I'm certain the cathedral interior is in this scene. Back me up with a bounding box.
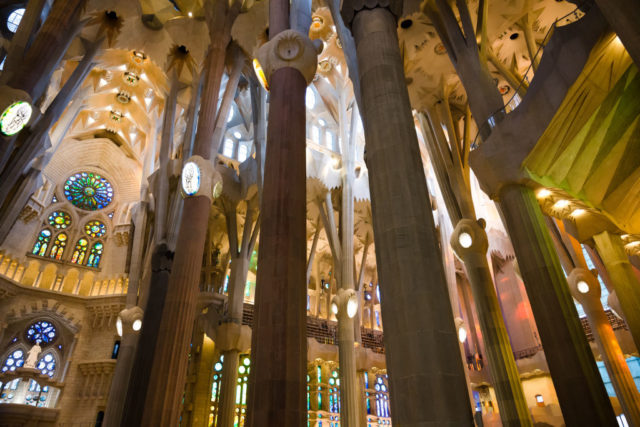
[0,0,638,426]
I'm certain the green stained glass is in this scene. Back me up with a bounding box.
[87,242,103,268]
[47,211,71,229]
[84,220,106,238]
[32,229,51,256]
[64,172,113,210]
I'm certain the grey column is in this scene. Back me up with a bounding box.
[344,5,473,424]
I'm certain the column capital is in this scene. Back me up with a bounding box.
[117,306,144,336]
[450,218,489,260]
[567,268,601,308]
[340,0,403,30]
[255,30,322,87]
[215,322,252,353]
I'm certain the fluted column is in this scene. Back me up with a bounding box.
[451,219,532,426]
[342,3,473,424]
[498,184,616,425]
[216,322,251,427]
[593,231,640,351]
[246,3,319,421]
[139,1,241,422]
[568,268,640,426]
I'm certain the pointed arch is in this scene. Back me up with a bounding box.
[71,238,88,265]
[49,232,68,260]
[86,241,103,268]
[32,229,52,257]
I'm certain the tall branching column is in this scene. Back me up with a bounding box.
[246,4,320,422]
[217,199,258,427]
[139,0,241,423]
[593,231,640,351]
[567,269,640,426]
[341,2,474,423]
[424,0,616,423]
[418,103,531,425]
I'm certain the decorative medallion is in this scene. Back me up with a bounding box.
[64,172,113,211]
[47,211,71,229]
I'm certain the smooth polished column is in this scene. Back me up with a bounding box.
[498,185,616,426]
[568,268,640,427]
[593,231,640,351]
[345,5,473,424]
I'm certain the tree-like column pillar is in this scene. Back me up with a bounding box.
[497,184,616,425]
[245,14,321,423]
[451,219,532,426]
[593,231,640,351]
[216,323,252,427]
[340,2,474,423]
[567,268,640,426]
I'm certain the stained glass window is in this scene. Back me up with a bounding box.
[87,242,103,268]
[2,349,24,372]
[64,172,113,210]
[49,233,67,260]
[26,321,56,344]
[84,220,106,238]
[32,229,52,257]
[71,238,88,264]
[47,211,71,229]
[7,8,24,33]
[36,353,56,378]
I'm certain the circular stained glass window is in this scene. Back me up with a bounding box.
[47,211,71,229]
[84,220,106,238]
[26,321,57,344]
[64,172,113,211]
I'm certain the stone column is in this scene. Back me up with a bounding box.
[498,184,616,426]
[593,0,640,68]
[216,323,251,427]
[138,0,241,422]
[342,3,474,424]
[567,268,640,426]
[189,334,216,426]
[333,289,358,426]
[245,9,320,423]
[593,230,640,351]
[451,219,532,426]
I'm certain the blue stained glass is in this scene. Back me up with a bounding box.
[26,321,56,344]
[64,172,113,211]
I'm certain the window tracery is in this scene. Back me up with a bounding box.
[86,242,103,268]
[1,349,24,373]
[49,233,67,260]
[84,220,106,238]
[47,211,71,229]
[71,238,89,265]
[6,8,24,33]
[63,172,113,211]
[26,320,57,345]
[32,229,52,257]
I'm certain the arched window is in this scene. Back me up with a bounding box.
[306,87,316,109]
[223,139,234,158]
[36,353,56,378]
[47,211,71,229]
[310,125,320,143]
[71,238,88,264]
[49,233,67,260]
[6,8,24,33]
[84,220,106,238]
[86,242,103,268]
[32,229,52,257]
[238,144,248,162]
[1,348,24,372]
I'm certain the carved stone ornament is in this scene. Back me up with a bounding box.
[255,30,323,86]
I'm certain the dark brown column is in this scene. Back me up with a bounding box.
[245,68,308,427]
[138,1,241,421]
[498,184,616,426]
[593,0,640,68]
[345,5,473,424]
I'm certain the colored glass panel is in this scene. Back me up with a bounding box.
[86,242,103,268]
[64,172,113,210]
[26,321,56,344]
[32,229,52,256]
[49,233,67,260]
[84,220,106,238]
[47,211,71,229]
[71,238,88,264]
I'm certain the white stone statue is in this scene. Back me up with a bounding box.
[25,341,42,368]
